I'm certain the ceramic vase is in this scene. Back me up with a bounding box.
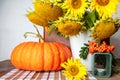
[69,31,93,71]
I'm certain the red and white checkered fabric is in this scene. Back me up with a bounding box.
[0,69,97,80]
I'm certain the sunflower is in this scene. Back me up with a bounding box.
[57,20,82,36]
[34,0,63,20]
[26,11,48,27]
[90,0,119,19]
[91,20,116,40]
[61,58,87,80]
[62,0,89,18]
[49,0,63,6]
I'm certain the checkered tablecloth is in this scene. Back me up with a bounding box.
[0,69,97,80]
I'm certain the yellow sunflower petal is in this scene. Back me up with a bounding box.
[92,20,116,40]
[34,1,63,20]
[62,0,89,18]
[61,58,87,80]
[57,20,82,36]
[26,11,48,27]
[90,0,119,19]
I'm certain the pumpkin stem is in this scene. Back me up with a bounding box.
[24,25,44,43]
[33,25,44,43]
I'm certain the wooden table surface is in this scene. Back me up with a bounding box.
[0,60,15,77]
[0,60,120,80]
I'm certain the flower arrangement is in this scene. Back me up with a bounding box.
[25,0,120,78]
[26,0,120,40]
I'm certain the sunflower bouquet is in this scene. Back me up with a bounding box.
[27,0,120,40]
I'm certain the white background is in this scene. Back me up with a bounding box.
[0,0,120,61]
[0,0,43,61]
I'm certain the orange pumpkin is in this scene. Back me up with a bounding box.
[10,41,72,71]
[10,25,72,71]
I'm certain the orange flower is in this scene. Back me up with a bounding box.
[97,41,108,53]
[89,41,99,54]
[89,41,115,54]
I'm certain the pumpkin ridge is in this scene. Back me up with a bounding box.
[27,42,36,70]
[16,42,28,69]
[10,43,20,68]
[53,43,61,70]
[11,42,28,69]
[21,42,29,70]
[58,43,72,59]
[49,42,60,70]
[42,43,44,71]
[54,42,66,70]
[44,42,53,71]
[18,42,29,69]
[22,42,35,70]
[10,44,19,67]
[58,43,68,60]
[29,42,38,70]
[48,43,54,70]
[21,42,30,70]
[37,43,44,71]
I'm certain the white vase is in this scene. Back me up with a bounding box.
[69,31,93,71]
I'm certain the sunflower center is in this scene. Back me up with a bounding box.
[96,0,109,6]
[68,65,79,76]
[71,0,81,9]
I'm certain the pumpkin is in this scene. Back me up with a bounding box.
[10,26,72,71]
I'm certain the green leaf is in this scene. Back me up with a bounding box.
[84,43,89,46]
[79,50,84,53]
[79,43,89,60]
[83,10,99,29]
[90,11,96,23]
[79,51,88,60]
[87,12,95,27]
[81,47,86,50]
